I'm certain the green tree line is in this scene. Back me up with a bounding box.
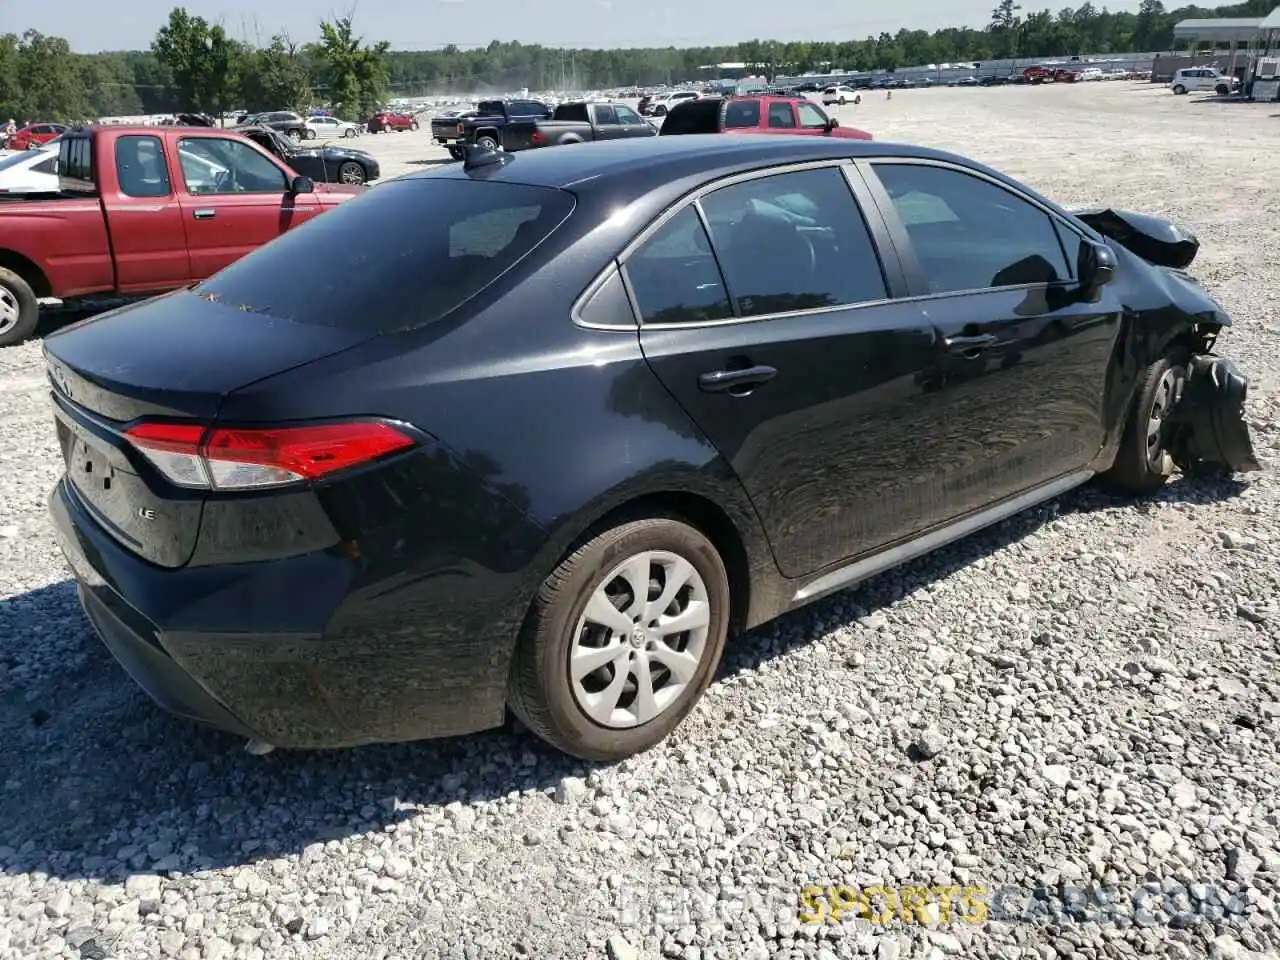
[0,0,1271,124]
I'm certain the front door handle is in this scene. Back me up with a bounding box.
[192,209,216,220]
[698,365,777,394]
[944,333,997,353]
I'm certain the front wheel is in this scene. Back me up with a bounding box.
[1099,348,1190,495]
[343,127,356,138]
[0,267,39,347]
[839,97,846,105]
[337,161,367,185]
[1173,84,1187,95]
[410,121,420,131]
[1215,84,1230,96]
[508,517,731,762]
[303,128,317,140]
[654,105,667,117]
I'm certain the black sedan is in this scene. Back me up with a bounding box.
[234,124,380,185]
[43,137,1258,761]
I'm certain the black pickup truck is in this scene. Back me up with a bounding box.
[457,99,553,152]
[468,101,658,154]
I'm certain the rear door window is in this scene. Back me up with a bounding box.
[625,206,732,325]
[699,167,888,316]
[723,100,762,128]
[195,180,576,330]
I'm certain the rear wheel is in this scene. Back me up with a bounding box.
[447,145,464,160]
[303,128,317,140]
[1099,348,1190,495]
[475,134,500,151]
[0,268,39,348]
[508,517,730,762]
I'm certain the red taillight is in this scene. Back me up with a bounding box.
[456,123,464,134]
[124,421,416,491]
[531,130,545,145]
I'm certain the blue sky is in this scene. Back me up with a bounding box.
[18,0,1143,53]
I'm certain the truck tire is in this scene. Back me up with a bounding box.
[476,134,500,151]
[0,267,39,348]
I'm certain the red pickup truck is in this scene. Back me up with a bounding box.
[0,124,364,346]
[659,95,873,140]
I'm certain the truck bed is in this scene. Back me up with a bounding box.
[0,195,114,298]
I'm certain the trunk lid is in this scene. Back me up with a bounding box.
[45,288,375,568]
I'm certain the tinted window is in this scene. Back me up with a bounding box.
[32,156,57,176]
[874,163,1070,294]
[59,137,93,189]
[178,137,286,194]
[513,100,547,116]
[701,168,887,317]
[723,100,761,128]
[577,266,636,327]
[615,105,643,125]
[797,103,829,128]
[115,135,171,198]
[767,103,796,128]
[196,180,576,330]
[477,101,506,115]
[626,206,732,325]
[593,105,618,125]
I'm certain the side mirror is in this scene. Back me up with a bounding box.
[290,175,315,195]
[826,117,840,130]
[1077,240,1116,293]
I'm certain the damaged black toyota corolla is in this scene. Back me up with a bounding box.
[42,137,1260,762]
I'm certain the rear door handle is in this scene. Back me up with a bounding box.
[698,365,777,393]
[944,333,997,353]
[192,209,216,220]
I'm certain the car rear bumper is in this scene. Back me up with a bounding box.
[49,477,515,749]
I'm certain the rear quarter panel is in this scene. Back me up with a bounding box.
[0,199,114,297]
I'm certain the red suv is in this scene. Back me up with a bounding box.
[367,111,419,133]
[660,95,872,140]
[5,122,68,150]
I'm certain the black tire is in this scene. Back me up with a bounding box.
[447,145,464,160]
[1215,84,1230,96]
[1098,347,1191,495]
[343,127,356,138]
[303,128,317,140]
[1173,84,1187,95]
[508,516,731,762]
[654,105,667,117]
[475,134,500,151]
[337,161,366,185]
[0,267,39,348]
[410,121,420,131]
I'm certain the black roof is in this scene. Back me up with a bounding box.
[407,135,961,193]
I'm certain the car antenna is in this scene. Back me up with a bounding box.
[462,142,513,172]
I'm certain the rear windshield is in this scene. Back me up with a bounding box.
[477,101,506,115]
[195,179,576,330]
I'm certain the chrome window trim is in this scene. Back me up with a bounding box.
[573,156,895,332]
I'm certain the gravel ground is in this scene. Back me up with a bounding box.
[2,82,1280,960]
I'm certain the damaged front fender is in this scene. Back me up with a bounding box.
[1166,355,1262,476]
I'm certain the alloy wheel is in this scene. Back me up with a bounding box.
[338,162,366,185]
[0,285,19,336]
[569,550,711,729]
